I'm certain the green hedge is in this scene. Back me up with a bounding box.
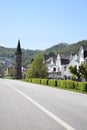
[74,82,87,92]
[25,78,87,92]
[57,80,74,89]
[57,80,66,88]
[41,79,48,85]
[25,78,29,82]
[28,78,32,82]
[31,78,41,84]
[48,80,57,87]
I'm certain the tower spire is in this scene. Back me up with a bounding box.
[15,39,22,54]
[15,40,22,79]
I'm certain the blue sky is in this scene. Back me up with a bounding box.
[0,0,87,50]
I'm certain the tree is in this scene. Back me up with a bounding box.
[8,66,15,77]
[26,53,48,78]
[79,62,87,81]
[0,63,5,78]
[69,65,81,81]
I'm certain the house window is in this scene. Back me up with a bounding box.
[53,68,56,71]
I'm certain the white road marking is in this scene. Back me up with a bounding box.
[6,83,76,130]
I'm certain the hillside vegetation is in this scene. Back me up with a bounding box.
[43,40,87,55]
[0,46,40,66]
[0,40,87,66]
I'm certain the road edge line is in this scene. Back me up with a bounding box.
[7,83,76,130]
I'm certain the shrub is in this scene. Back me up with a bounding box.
[48,80,57,87]
[25,78,87,93]
[65,80,74,89]
[25,78,29,82]
[57,80,67,88]
[28,79,32,82]
[73,82,79,90]
[74,82,87,92]
[31,78,41,84]
[57,80,74,89]
[41,79,48,85]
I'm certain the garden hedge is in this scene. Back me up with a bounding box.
[57,80,74,89]
[73,81,87,92]
[25,78,87,92]
[48,80,57,87]
[41,79,48,85]
[31,78,41,84]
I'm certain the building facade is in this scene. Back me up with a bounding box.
[44,52,70,79]
[44,45,87,79]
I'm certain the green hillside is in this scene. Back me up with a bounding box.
[0,40,87,66]
[43,43,68,55]
[44,40,87,55]
[0,46,40,66]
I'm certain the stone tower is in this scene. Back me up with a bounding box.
[15,40,22,79]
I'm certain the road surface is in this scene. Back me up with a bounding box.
[0,79,87,130]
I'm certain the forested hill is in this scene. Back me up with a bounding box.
[0,46,40,66]
[44,40,87,55]
[0,40,87,66]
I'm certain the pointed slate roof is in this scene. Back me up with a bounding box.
[15,40,22,54]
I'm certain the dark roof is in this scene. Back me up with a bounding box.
[82,45,87,51]
[44,52,70,65]
[15,40,22,54]
[61,59,70,65]
[44,52,55,60]
[82,45,87,58]
[60,54,70,59]
[84,51,87,58]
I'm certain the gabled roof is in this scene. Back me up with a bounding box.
[44,52,70,65]
[60,54,70,59]
[44,52,56,60]
[61,59,70,65]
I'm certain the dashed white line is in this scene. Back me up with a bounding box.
[6,82,76,130]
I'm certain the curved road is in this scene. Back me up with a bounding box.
[0,79,87,130]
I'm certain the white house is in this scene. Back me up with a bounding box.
[44,45,87,79]
[44,52,70,79]
[65,45,87,78]
[77,45,87,67]
[65,54,78,77]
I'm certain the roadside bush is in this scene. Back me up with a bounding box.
[25,78,87,93]
[48,80,57,87]
[57,80,74,89]
[28,78,32,82]
[65,80,74,89]
[57,80,67,88]
[74,82,87,92]
[25,78,29,82]
[31,78,41,84]
[73,82,79,90]
[41,79,48,85]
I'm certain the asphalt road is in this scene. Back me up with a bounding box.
[0,79,87,130]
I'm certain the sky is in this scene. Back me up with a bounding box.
[0,0,87,50]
